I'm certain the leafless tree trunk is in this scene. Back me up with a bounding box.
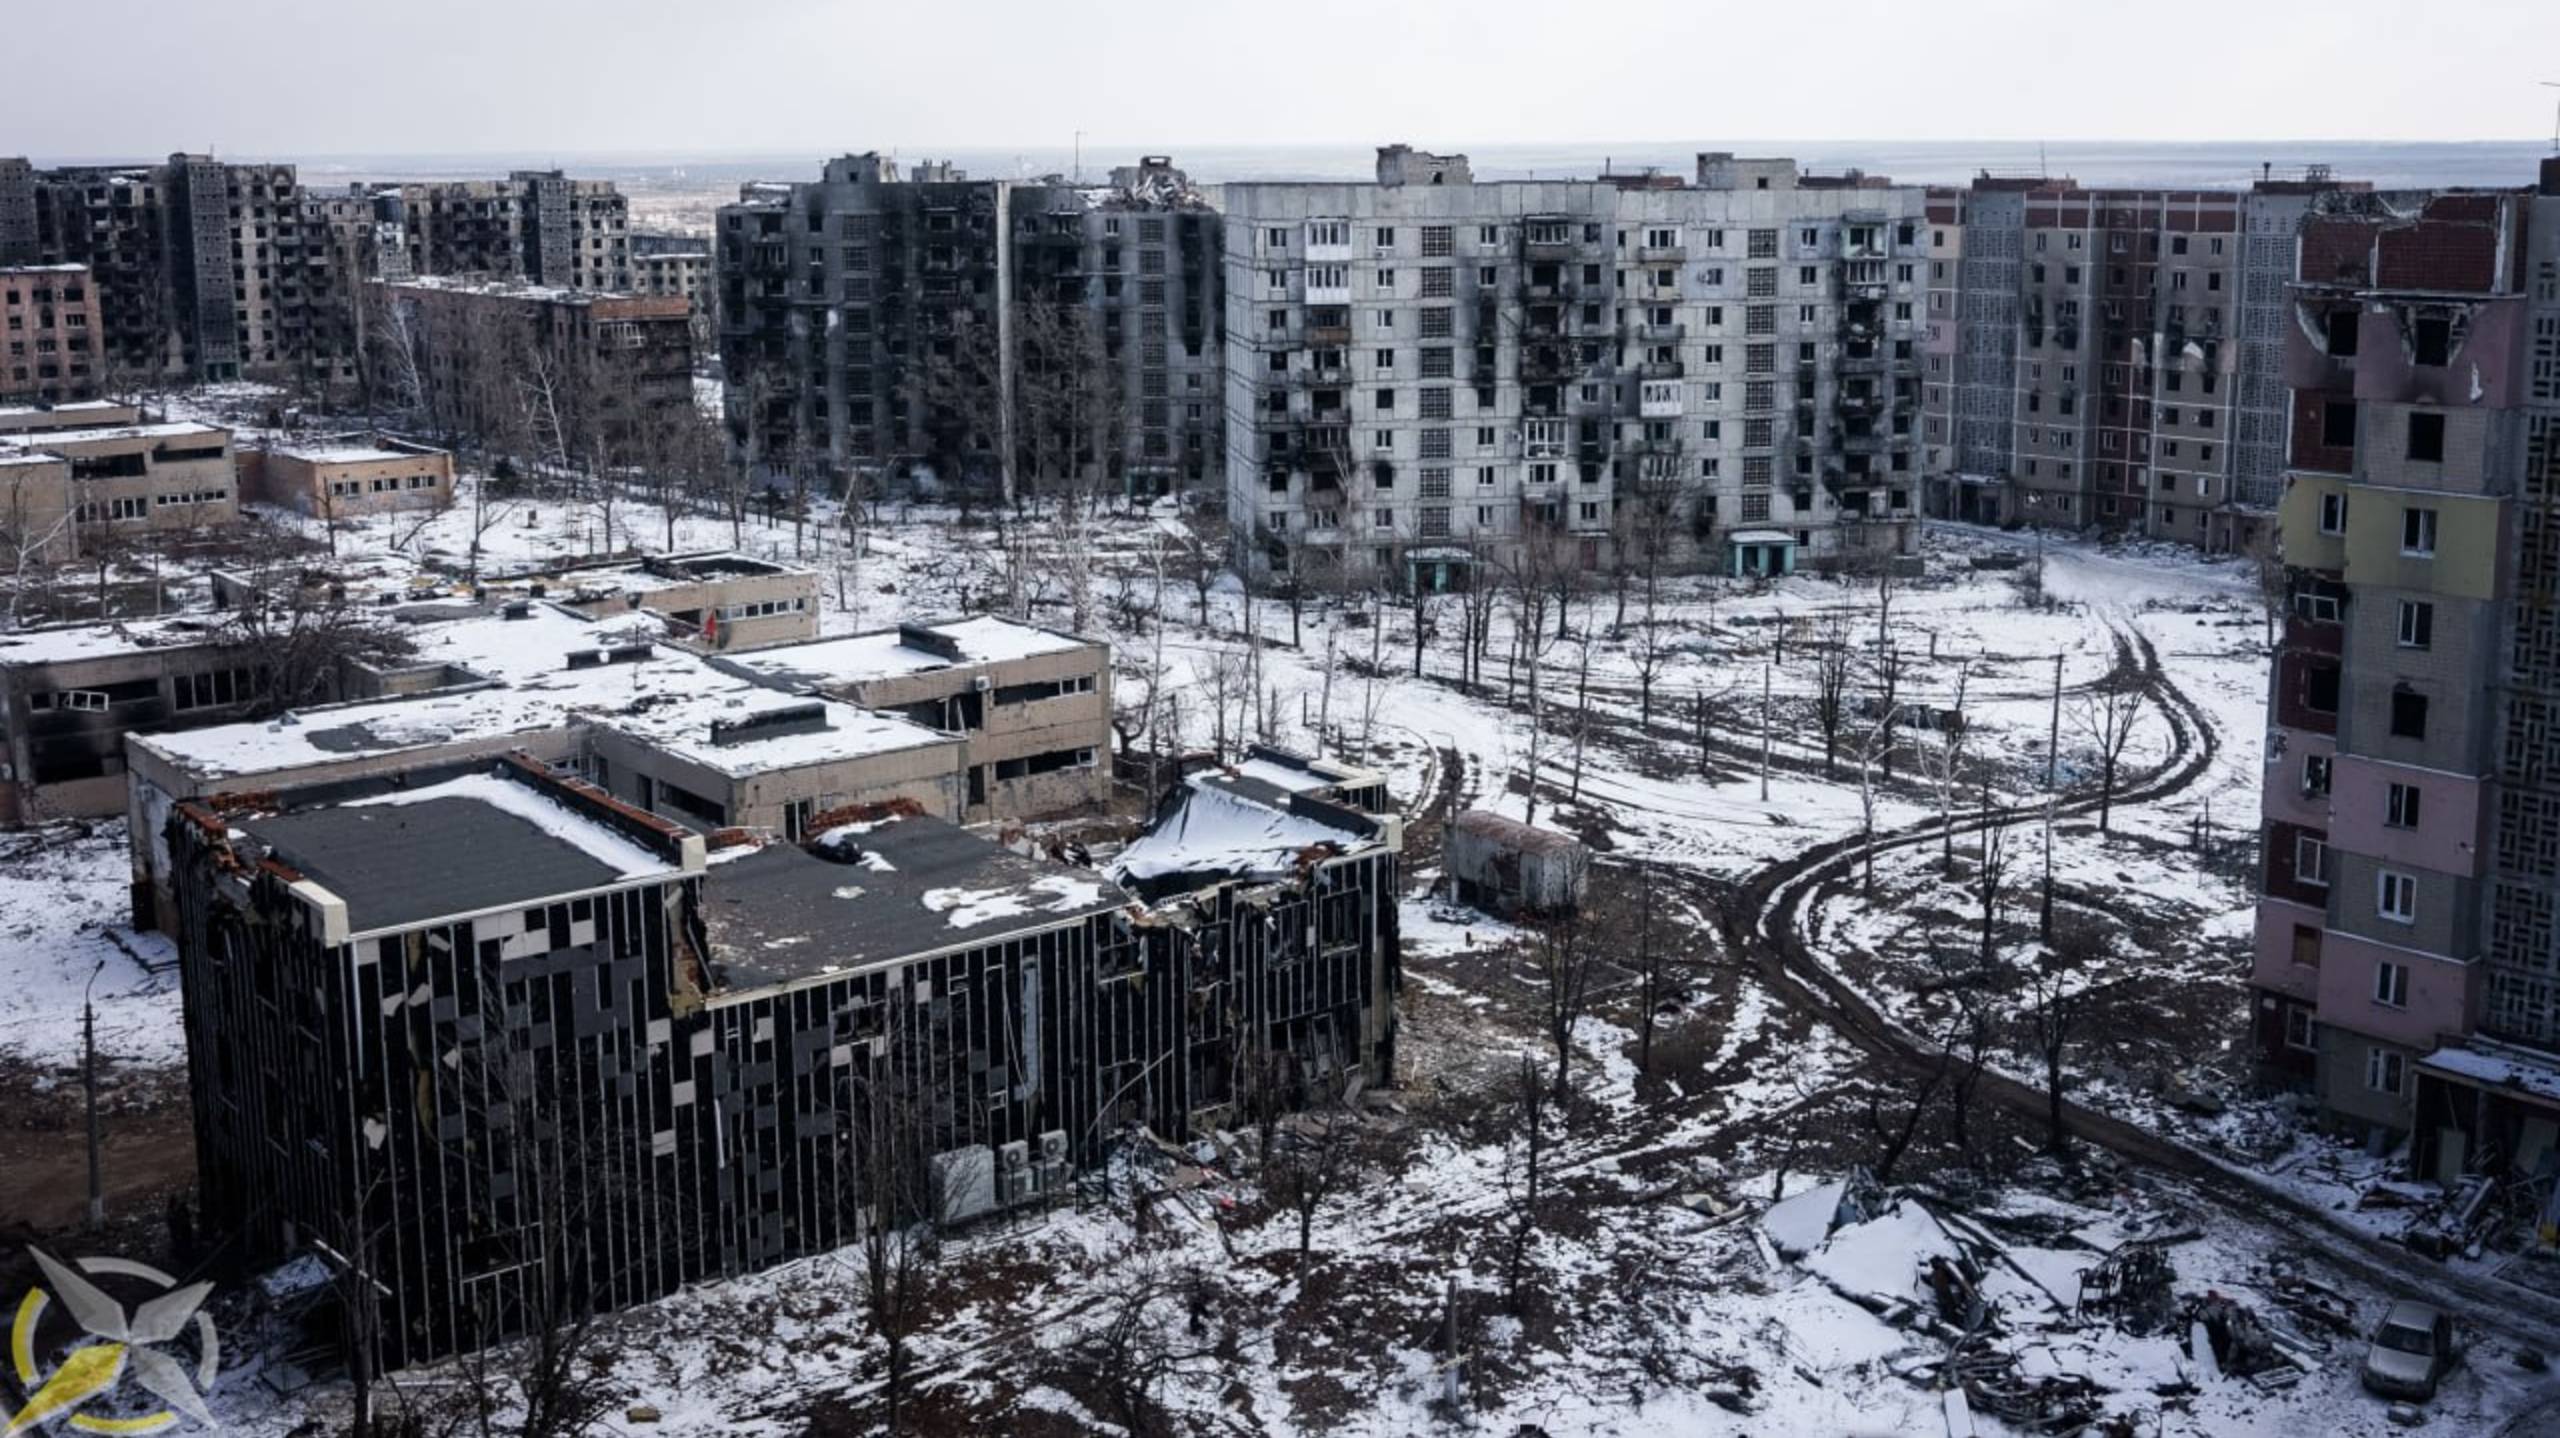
[1500,1053,1549,1312]
[1813,608,1854,778]
[1533,916,1594,1104]
[2071,679,2147,833]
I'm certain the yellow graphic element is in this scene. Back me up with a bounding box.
[9,1340,129,1436]
[4,1253,211,1435]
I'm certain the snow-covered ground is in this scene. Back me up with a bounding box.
[20,456,2555,1434]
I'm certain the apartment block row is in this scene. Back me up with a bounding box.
[1918,169,2362,552]
[0,155,640,395]
[1218,148,1926,585]
[2250,159,2560,1183]
[718,154,1224,500]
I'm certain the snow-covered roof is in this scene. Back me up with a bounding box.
[0,616,234,667]
[0,420,226,448]
[2419,1043,2560,1107]
[716,615,1091,690]
[235,766,699,935]
[0,399,127,419]
[135,603,952,783]
[339,771,679,880]
[259,439,432,466]
[0,451,65,468]
[1110,774,1380,891]
[1727,528,1799,545]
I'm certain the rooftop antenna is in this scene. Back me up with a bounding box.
[1074,130,1083,183]
[2544,82,2560,151]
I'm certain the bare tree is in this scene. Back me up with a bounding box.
[1812,608,1855,778]
[219,556,417,717]
[1565,612,1594,809]
[1632,866,1679,1077]
[1499,1053,1550,1312]
[1261,1074,1363,1260]
[1630,572,1671,729]
[1923,664,1974,875]
[2022,917,2107,1156]
[902,308,1011,508]
[2245,522,2286,651]
[1944,993,1999,1165]
[1532,915,1595,1104]
[0,464,74,628]
[1976,785,2014,972]
[1866,1029,1953,1185]
[2070,677,2147,833]
[843,1045,956,1436]
[1038,1252,1223,1438]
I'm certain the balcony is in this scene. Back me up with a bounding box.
[1637,245,1687,264]
[1637,322,1685,343]
[1522,227,1578,263]
[1639,359,1686,381]
[1305,324,1352,347]
[1520,348,1573,382]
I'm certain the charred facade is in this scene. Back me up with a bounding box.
[172,756,1400,1369]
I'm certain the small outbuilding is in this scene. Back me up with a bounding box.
[1446,809,1588,916]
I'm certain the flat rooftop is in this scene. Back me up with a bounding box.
[0,615,235,667]
[0,420,226,448]
[137,602,952,782]
[555,551,808,597]
[240,770,689,934]
[716,615,1092,690]
[701,811,1129,993]
[259,438,436,465]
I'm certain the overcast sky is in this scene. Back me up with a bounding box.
[10,0,2558,161]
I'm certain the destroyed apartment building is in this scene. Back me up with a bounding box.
[170,752,1401,1367]
[119,604,1114,927]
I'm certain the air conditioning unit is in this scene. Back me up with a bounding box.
[999,1166,1036,1206]
[972,674,993,692]
[999,1139,1030,1172]
[1038,1129,1069,1166]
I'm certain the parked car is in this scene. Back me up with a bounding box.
[2362,1300,2459,1401]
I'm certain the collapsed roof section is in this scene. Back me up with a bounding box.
[1111,770,1391,902]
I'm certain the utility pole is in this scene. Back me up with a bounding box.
[2040,788,2057,942]
[2045,652,2063,790]
[84,959,105,1229]
[1759,663,1772,802]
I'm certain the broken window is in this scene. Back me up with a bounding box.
[2412,315,2452,368]
[2406,411,2445,462]
[2304,663,2341,714]
[2321,400,2356,450]
[2389,687,2429,739]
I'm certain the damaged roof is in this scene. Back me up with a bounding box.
[238,769,692,935]
[700,811,1130,994]
[1109,772,1382,897]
